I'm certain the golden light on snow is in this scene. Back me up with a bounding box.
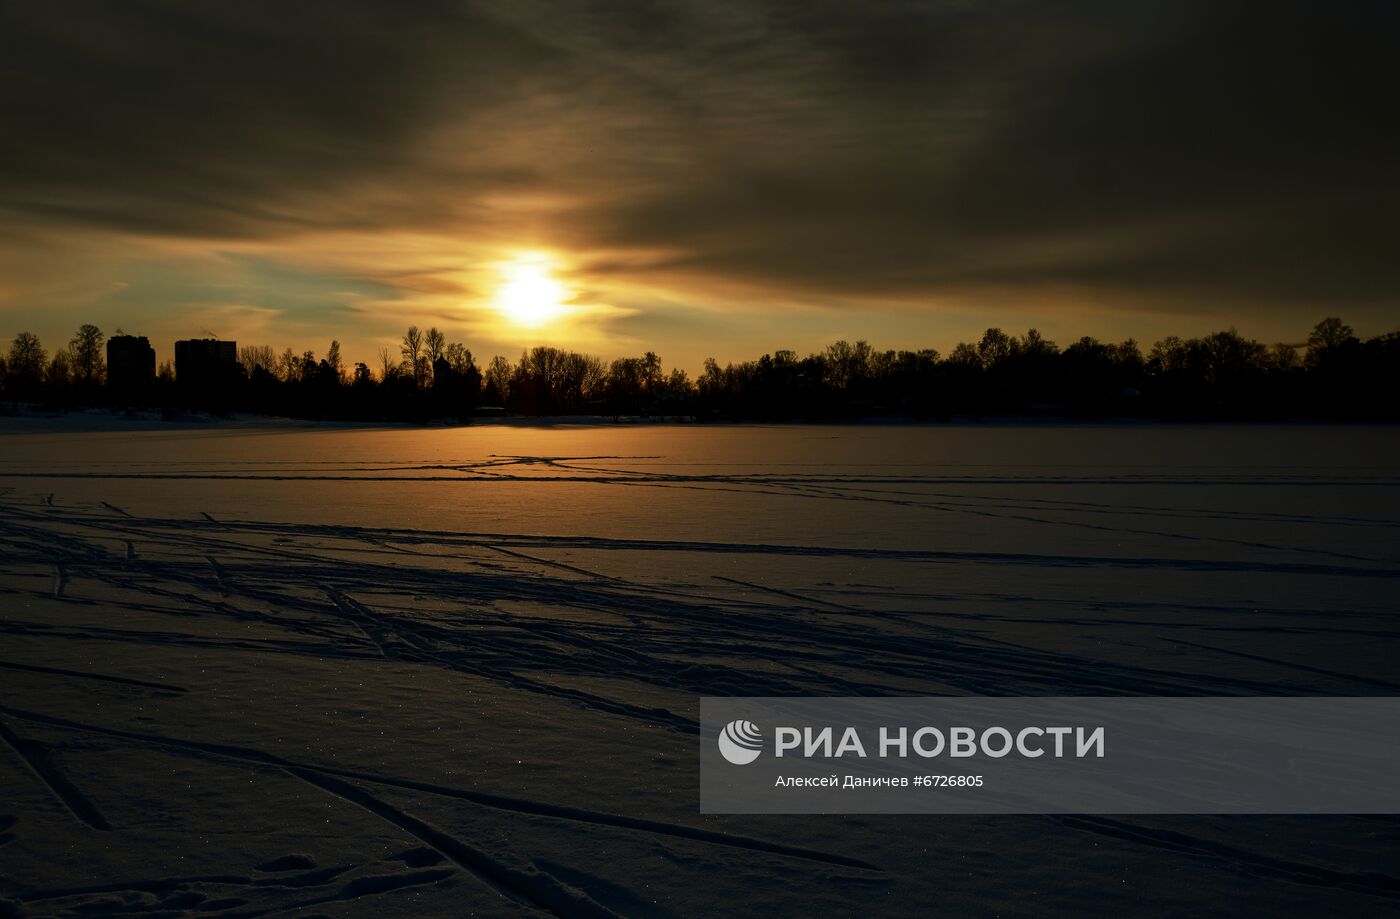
[494,255,570,328]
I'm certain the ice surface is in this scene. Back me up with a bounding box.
[0,420,1398,916]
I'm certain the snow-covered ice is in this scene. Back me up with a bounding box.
[0,420,1397,916]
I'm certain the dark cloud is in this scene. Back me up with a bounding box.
[566,2,1400,309]
[1,0,1397,319]
[0,0,568,235]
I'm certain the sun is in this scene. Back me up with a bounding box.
[495,256,568,327]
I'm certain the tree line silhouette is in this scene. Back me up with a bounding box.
[2,318,1396,422]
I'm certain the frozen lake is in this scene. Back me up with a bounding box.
[1,421,1398,916]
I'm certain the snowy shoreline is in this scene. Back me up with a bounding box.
[2,408,1393,436]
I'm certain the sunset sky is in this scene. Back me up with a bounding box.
[2,1,1396,372]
